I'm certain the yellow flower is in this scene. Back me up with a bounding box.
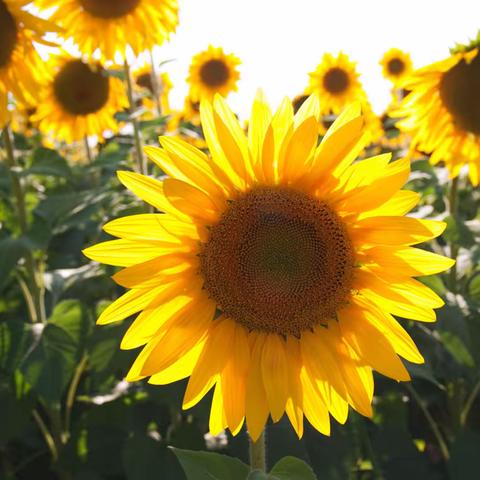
[84,93,454,440]
[393,48,480,185]
[134,65,173,116]
[187,46,240,102]
[0,0,57,126]
[34,0,178,61]
[34,56,127,143]
[307,52,365,115]
[380,48,413,86]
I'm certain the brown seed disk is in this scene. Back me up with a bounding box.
[387,58,405,75]
[199,59,230,88]
[199,186,355,336]
[53,60,109,116]
[79,0,141,19]
[323,67,350,94]
[440,51,480,135]
[0,0,18,68]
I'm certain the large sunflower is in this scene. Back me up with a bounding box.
[0,0,56,126]
[307,52,365,115]
[84,94,453,440]
[380,48,413,86]
[393,48,480,185]
[34,56,127,143]
[34,0,178,61]
[187,46,240,102]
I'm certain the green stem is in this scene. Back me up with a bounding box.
[123,60,146,175]
[405,383,450,461]
[448,176,459,292]
[2,126,46,324]
[64,354,88,438]
[149,49,163,117]
[84,136,93,163]
[32,409,58,462]
[357,417,384,480]
[249,430,266,472]
[460,379,480,427]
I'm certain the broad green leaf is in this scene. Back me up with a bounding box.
[0,237,29,290]
[171,447,250,480]
[269,456,317,480]
[448,431,480,480]
[0,319,28,373]
[26,147,70,178]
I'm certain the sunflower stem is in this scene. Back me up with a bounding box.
[405,383,450,461]
[248,429,266,472]
[84,135,93,163]
[149,49,163,117]
[123,60,146,175]
[448,176,459,292]
[64,353,88,439]
[2,125,46,324]
[460,378,480,427]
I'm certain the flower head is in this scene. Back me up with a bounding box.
[84,93,454,440]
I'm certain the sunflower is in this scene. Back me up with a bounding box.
[34,56,127,143]
[0,0,56,127]
[307,52,365,115]
[134,65,173,115]
[380,48,413,86]
[34,0,178,61]
[393,48,480,185]
[84,93,453,440]
[187,46,241,103]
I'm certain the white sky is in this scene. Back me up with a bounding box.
[153,0,480,117]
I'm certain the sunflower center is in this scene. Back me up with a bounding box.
[387,58,405,75]
[0,0,18,68]
[79,0,140,19]
[53,60,109,116]
[292,94,309,113]
[323,67,350,94]
[136,72,153,93]
[439,52,480,135]
[199,59,230,87]
[199,186,354,336]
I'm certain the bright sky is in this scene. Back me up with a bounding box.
[154,0,480,117]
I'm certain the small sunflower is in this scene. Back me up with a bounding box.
[0,0,56,126]
[187,46,240,102]
[84,93,453,440]
[134,65,173,115]
[34,0,178,61]
[393,48,480,185]
[34,56,127,143]
[380,48,413,86]
[307,52,365,115]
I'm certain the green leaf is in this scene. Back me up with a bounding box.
[247,471,269,479]
[26,147,70,178]
[0,319,28,373]
[269,456,317,480]
[123,435,185,480]
[21,300,89,402]
[467,272,480,303]
[0,237,29,290]
[448,431,480,480]
[171,447,250,480]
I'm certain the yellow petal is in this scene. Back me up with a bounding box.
[338,304,411,381]
[293,93,320,127]
[245,333,270,442]
[140,293,216,376]
[83,239,188,267]
[149,339,205,385]
[351,217,446,246]
[183,317,235,409]
[209,378,227,435]
[284,336,304,439]
[360,191,420,218]
[162,178,219,224]
[261,334,289,422]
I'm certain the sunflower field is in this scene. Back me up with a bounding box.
[1,1,480,479]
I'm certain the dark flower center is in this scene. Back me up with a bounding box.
[439,52,480,135]
[79,0,140,19]
[292,94,309,114]
[323,67,350,94]
[200,186,354,336]
[199,59,230,88]
[0,0,18,68]
[387,58,405,75]
[136,72,153,93]
[53,60,109,116]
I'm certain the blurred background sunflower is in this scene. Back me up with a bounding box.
[34,55,127,143]
[187,45,241,102]
[34,0,179,60]
[394,47,480,184]
[380,48,413,86]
